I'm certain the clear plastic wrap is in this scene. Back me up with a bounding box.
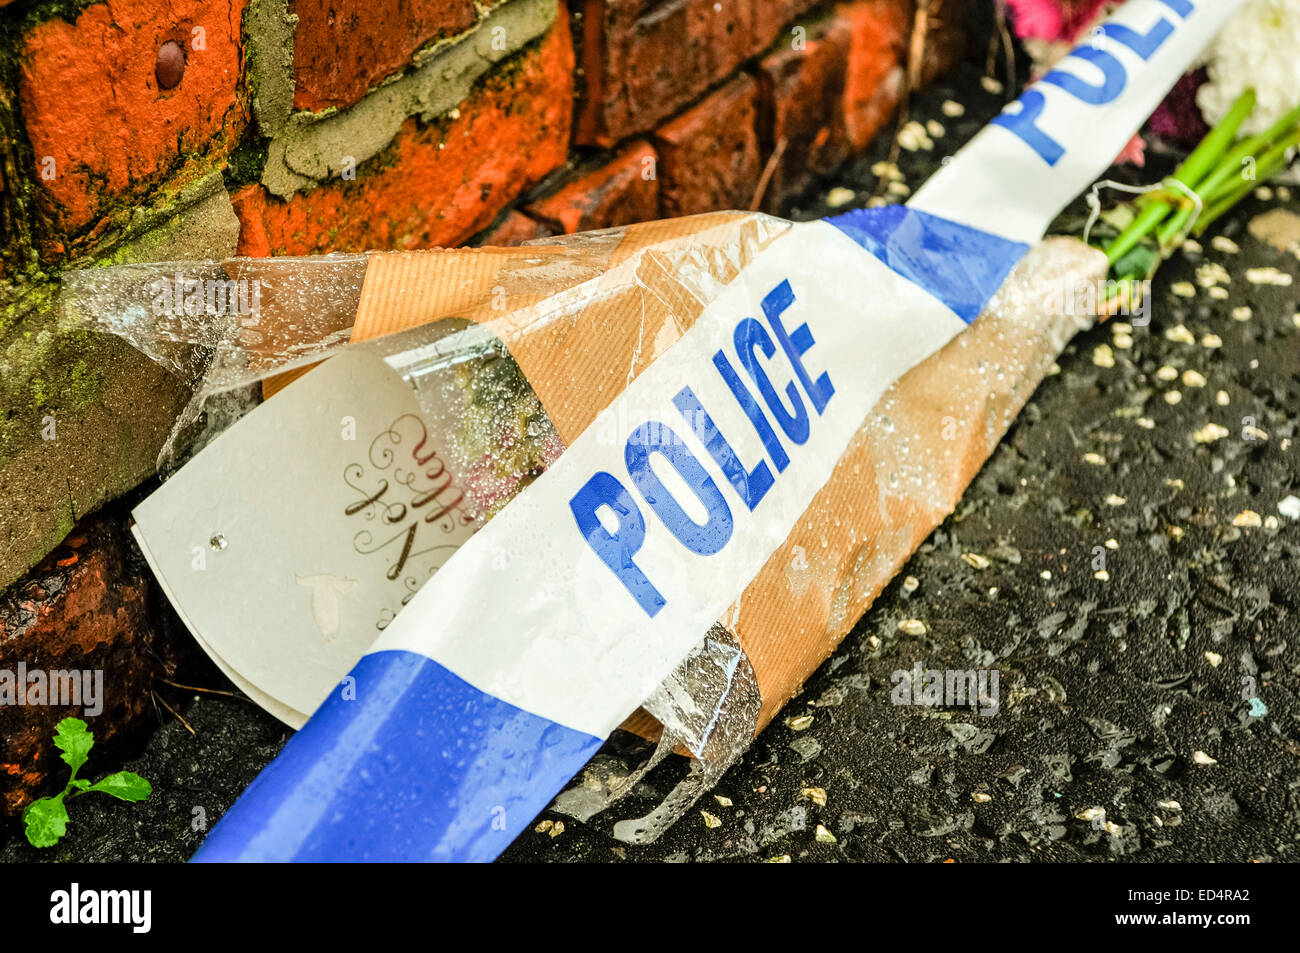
[63,214,1104,841]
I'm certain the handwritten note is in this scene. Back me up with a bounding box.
[132,350,479,727]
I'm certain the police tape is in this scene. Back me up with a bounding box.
[176,0,1244,861]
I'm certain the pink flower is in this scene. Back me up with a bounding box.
[1114,134,1146,168]
[1005,0,1111,43]
[1005,2,1205,166]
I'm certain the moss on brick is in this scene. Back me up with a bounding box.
[0,295,110,468]
[9,0,104,32]
[12,0,251,264]
[223,136,270,191]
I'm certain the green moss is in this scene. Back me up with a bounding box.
[0,281,53,340]
[223,135,270,191]
[481,34,546,91]
[0,286,110,468]
[11,0,103,32]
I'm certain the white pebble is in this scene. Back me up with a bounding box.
[1193,423,1229,443]
[898,120,933,151]
[825,186,856,208]
[1232,510,1262,528]
[1246,267,1292,286]
[1196,262,1230,287]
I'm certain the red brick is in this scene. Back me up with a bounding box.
[757,13,853,210]
[0,514,176,818]
[841,0,911,151]
[472,209,554,247]
[526,141,659,234]
[577,0,820,146]
[232,21,574,256]
[654,75,760,217]
[754,0,844,51]
[291,0,479,111]
[18,0,248,250]
[230,184,272,257]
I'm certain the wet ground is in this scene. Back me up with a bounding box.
[4,62,1298,863]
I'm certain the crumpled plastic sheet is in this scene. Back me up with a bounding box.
[60,254,370,473]
[59,220,775,843]
[60,222,1107,846]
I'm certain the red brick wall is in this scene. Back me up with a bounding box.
[1,0,966,275]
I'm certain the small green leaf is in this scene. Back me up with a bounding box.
[53,717,94,776]
[86,771,151,802]
[1110,244,1159,282]
[23,796,69,848]
[68,779,90,791]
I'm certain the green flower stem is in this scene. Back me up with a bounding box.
[1170,88,1258,193]
[1105,202,1173,266]
[1156,103,1300,246]
[1196,129,1300,235]
[1202,125,1300,206]
[1105,89,1257,266]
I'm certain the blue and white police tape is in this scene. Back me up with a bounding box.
[194,0,1243,862]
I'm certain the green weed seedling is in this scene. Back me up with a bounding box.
[23,717,151,848]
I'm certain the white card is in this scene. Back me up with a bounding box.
[132,349,479,726]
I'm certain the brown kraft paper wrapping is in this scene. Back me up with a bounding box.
[345,213,1107,738]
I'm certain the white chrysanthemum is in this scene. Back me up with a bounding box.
[1198,0,1300,135]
